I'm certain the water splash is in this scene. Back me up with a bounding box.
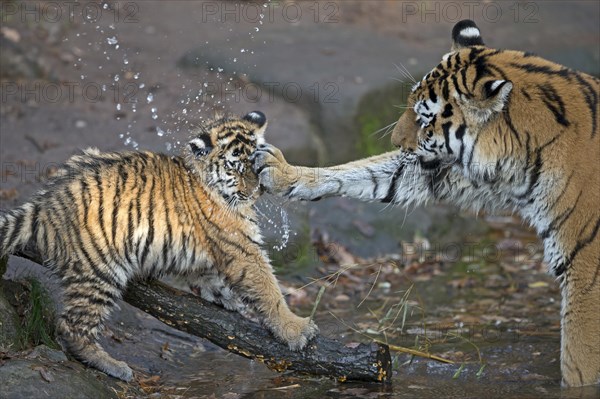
[255,200,294,251]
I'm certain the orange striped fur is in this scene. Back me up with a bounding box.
[0,111,317,380]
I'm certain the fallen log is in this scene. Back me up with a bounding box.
[1,217,391,383]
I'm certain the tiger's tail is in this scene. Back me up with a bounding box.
[0,203,36,258]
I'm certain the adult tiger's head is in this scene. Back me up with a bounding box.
[391,20,518,170]
[187,111,267,207]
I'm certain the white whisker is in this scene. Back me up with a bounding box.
[369,120,398,138]
[396,62,417,84]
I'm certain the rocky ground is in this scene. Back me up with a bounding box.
[1,1,599,398]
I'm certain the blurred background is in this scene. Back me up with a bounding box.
[1,1,599,397]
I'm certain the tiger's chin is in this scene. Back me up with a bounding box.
[417,154,459,171]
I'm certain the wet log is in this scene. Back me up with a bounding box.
[123,279,392,383]
[5,235,392,383]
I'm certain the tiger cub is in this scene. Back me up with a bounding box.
[253,21,599,387]
[0,111,318,381]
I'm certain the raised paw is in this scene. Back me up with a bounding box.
[251,144,289,194]
[275,316,319,351]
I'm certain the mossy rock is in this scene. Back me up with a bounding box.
[354,82,414,157]
[0,288,20,349]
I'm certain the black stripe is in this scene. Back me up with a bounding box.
[442,80,449,99]
[367,168,379,198]
[441,122,454,155]
[451,74,463,97]
[455,124,467,164]
[6,211,25,250]
[124,201,134,265]
[63,186,117,287]
[381,166,403,203]
[538,84,570,127]
[566,217,600,267]
[572,73,598,138]
[540,191,582,239]
[428,86,437,103]
[472,58,490,91]
[510,63,572,78]
[160,165,173,268]
[502,110,523,146]
[112,163,127,245]
[441,104,453,118]
[140,174,156,268]
[459,67,468,94]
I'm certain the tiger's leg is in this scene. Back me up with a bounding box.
[224,254,318,350]
[253,144,489,208]
[56,273,133,381]
[560,249,600,387]
[253,144,409,202]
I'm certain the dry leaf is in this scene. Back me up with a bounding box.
[528,281,549,288]
[32,366,54,383]
[1,27,20,43]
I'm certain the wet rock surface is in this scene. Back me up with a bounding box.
[0,345,120,399]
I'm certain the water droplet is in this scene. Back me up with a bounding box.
[166,142,172,151]
[139,83,145,88]
[107,36,118,45]
[217,67,224,72]
[156,127,165,136]
[146,93,154,103]
[116,103,121,111]
[133,73,140,79]
[182,109,187,115]
[114,74,120,82]
[103,3,109,9]
[123,58,129,65]
[233,58,237,62]
[240,49,246,53]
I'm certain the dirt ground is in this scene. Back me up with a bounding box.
[1,1,599,398]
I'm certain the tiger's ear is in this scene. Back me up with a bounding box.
[189,134,213,158]
[481,79,513,112]
[451,20,484,51]
[243,111,268,140]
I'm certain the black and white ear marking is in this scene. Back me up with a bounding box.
[483,80,512,100]
[451,20,484,50]
[189,134,213,158]
[243,111,267,128]
[479,79,513,115]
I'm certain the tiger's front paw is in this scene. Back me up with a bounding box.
[273,316,319,351]
[252,143,293,195]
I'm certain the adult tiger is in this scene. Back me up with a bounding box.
[253,20,599,387]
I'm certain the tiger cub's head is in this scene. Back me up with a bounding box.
[391,20,513,170]
[187,111,267,207]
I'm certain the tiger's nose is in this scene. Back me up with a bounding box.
[391,112,419,151]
